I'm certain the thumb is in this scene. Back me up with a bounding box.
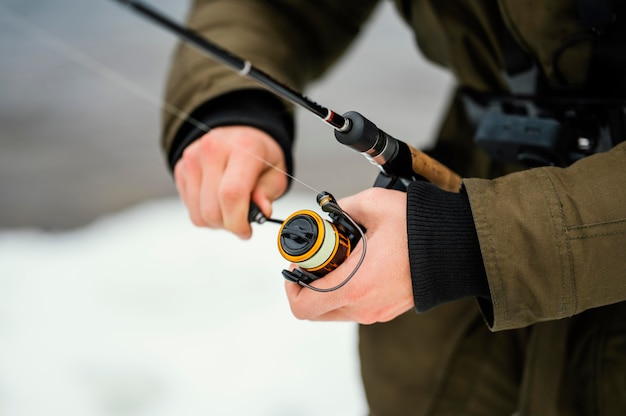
[335,189,378,226]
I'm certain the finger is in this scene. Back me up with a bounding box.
[285,281,346,321]
[173,158,188,204]
[302,308,352,322]
[218,146,266,238]
[195,136,231,228]
[284,279,340,320]
[285,278,357,321]
[251,168,288,219]
[177,140,216,227]
[283,246,364,320]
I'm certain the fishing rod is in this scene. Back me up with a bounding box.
[111,0,461,289]
[111,0,348,132]
[111,0,462,200]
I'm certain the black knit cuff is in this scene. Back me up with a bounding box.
[407,181,490,313]
[167,89,295,178]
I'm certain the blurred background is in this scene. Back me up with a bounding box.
[0,0,452,414]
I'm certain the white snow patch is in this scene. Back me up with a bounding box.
[0,193,366,416]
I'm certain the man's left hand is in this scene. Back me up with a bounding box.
[284,188,414,324]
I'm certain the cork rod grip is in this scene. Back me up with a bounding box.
[407,144,461,193]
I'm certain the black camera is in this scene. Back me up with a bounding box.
[467,92,624,168]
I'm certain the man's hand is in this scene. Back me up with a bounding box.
[174,126,288,239]
[284,188,414,324]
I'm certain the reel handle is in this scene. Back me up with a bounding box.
[248,201,285,225]
[248,201,266,224]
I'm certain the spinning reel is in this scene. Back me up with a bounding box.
[251,191,366,292]
[114,0,461,292]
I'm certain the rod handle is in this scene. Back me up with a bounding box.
[335,111,461,193]
[406,144,461,193]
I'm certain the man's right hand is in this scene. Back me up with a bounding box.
[173,125,288,239]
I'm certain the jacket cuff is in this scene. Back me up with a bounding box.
[407,181,490,313]
[166,89,294,177]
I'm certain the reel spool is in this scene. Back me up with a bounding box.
[277,192,366,292]
[278,209,352,278]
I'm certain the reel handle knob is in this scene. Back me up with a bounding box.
[248,201,266,224]
[248,201,285,225]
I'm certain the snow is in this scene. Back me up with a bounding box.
[0,193,366,416]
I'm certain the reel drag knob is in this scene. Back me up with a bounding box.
[277,209,351,277]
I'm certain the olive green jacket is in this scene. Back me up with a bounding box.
[162,0,626,332]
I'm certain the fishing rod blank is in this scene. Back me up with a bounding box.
[111,0,349,132]
[112,0,461,194]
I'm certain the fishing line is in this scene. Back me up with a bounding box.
[3,2,461,292]
[0,4,367,292]
[0,6,323,200]
[111,0,351,133]
[107,0,461,197]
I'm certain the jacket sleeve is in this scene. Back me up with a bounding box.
[161,0,380,164]
[464,141,626,331]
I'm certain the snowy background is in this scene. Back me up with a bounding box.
[0,0,451,415]
[0,195,366,415]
